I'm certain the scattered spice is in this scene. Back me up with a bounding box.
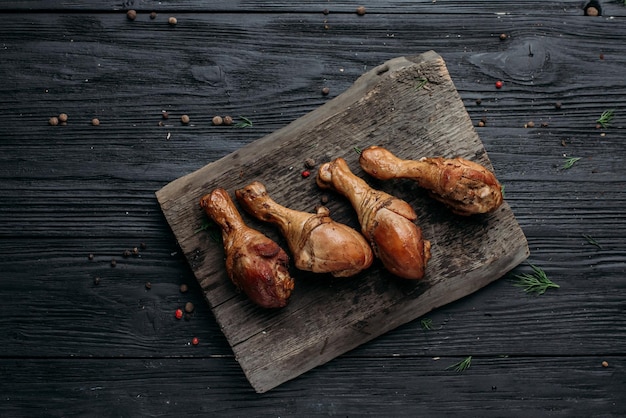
[184,313,192,321]
[541,122,549,128]
[91,118,100,126]
[145,281,152,290]
[168,17,178,26]
[585,6,599,16]
[110,259,117,267]
[88,253,94,261]
[356,6,366,15]
[150,11,157,19]
[301,170,311,178]
[185,302,195,313]
[526,121,535,128]
[320,195,329,205]
[477,120,485,127]
[48,116,59,126]
[192,337,199,346]
[132,247,139,256]
[304,158,316,169]
[602,361,609,367]
[323,8,329,15]
[58,113,68,123]
[94,277,101,285]
[212,115,223,126]
[475,98,482,105]
[181,114,190,125]
[123,249,131,258]
[180,283,189,293]
[321,87,330,95]
[126,10,137,21]
[175,309,184,320]
[555,101,562,110]
[223,115,233,126]
[499,33,508,40]
[161,110,169,119]
[599,53,604,60]
[495,80,503,89]
[140,242,147,250]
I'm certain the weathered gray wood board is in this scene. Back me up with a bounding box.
[156,50,529,393]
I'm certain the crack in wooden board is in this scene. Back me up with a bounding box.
[156,50,529,393]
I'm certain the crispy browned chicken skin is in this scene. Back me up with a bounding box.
[359,146,503,216]
[235,181,373,277]
[317,157,431,280]
[200,188,294,308]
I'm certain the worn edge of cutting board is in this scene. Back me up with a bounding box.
[156,50,530,393]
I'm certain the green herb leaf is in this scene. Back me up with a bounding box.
[582,234,603,249]
[234,116,253,128]
[514,264,559,295]
[596,109,614,129]
[447,356,472,372]
[415,77,429,90]
[353,146,362,154]
[561,156,581,170]
[420,317,433,331]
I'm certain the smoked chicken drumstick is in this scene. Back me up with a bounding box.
[317,157,431,280]
[200,188,294,308]
[359,146,503,216]
[235,181,373,277]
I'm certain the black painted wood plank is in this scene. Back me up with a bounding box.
[1,356,623,416]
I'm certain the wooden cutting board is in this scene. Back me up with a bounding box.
[156,50,529,393]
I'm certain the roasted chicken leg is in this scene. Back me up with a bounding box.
[317,157,431,280]
[199,188,294,308]
[235,181,373,277]
[359,146,503,216]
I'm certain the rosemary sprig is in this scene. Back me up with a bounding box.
[353,146,362,154]
[420,317,433,331]
[500,184,506,199]
[596,109,614,128]
[447,356,472,372]
[415,77,429,90]
[234,116,253,128]
[561,156,581,170]
[583,234,603,249]
[514,264,559,295]
[195,220,221,242]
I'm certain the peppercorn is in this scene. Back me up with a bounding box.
[161,110,169,119]
[181,114,190,124]
[168,17,177,26]
[541,122,549,128]
[321,87,330,96]
[140,242,147,250]
[585,6,599,16]
[58,113,68,123]
[94,277,101,285]
[150,11,157,19]
[555,102,562,110]
[191,337,199,345]
[126,10,137,21]
[180,283,189,293]
[110,259,116,267]
[132,247,139,256]
[475,98,482,106]
[320,195,329,204]
[602,361,609,367]
[356,6,366,15]
[145,281,152,290]
[495,80,503,89]
[91,118,100,126]
[175,309,183,320]
[88,253,94,261]
[304,158,316,169]
[477,120,485,127]
[48,116,59,126]
[212,115,223,126]
[323,8,329,15]
[123,249,131,258]
[499,33,507,41]
[185,302,195,313]
[526,121,535,128]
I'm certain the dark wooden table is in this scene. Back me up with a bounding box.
[1,1,624,416]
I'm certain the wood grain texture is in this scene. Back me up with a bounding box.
[157,51,529,392]
[0,2,625,415]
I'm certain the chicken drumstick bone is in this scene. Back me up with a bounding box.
[200,188,294,308]
[359,146,503,216]
[317,158,431,280]
[235,181,373,277]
